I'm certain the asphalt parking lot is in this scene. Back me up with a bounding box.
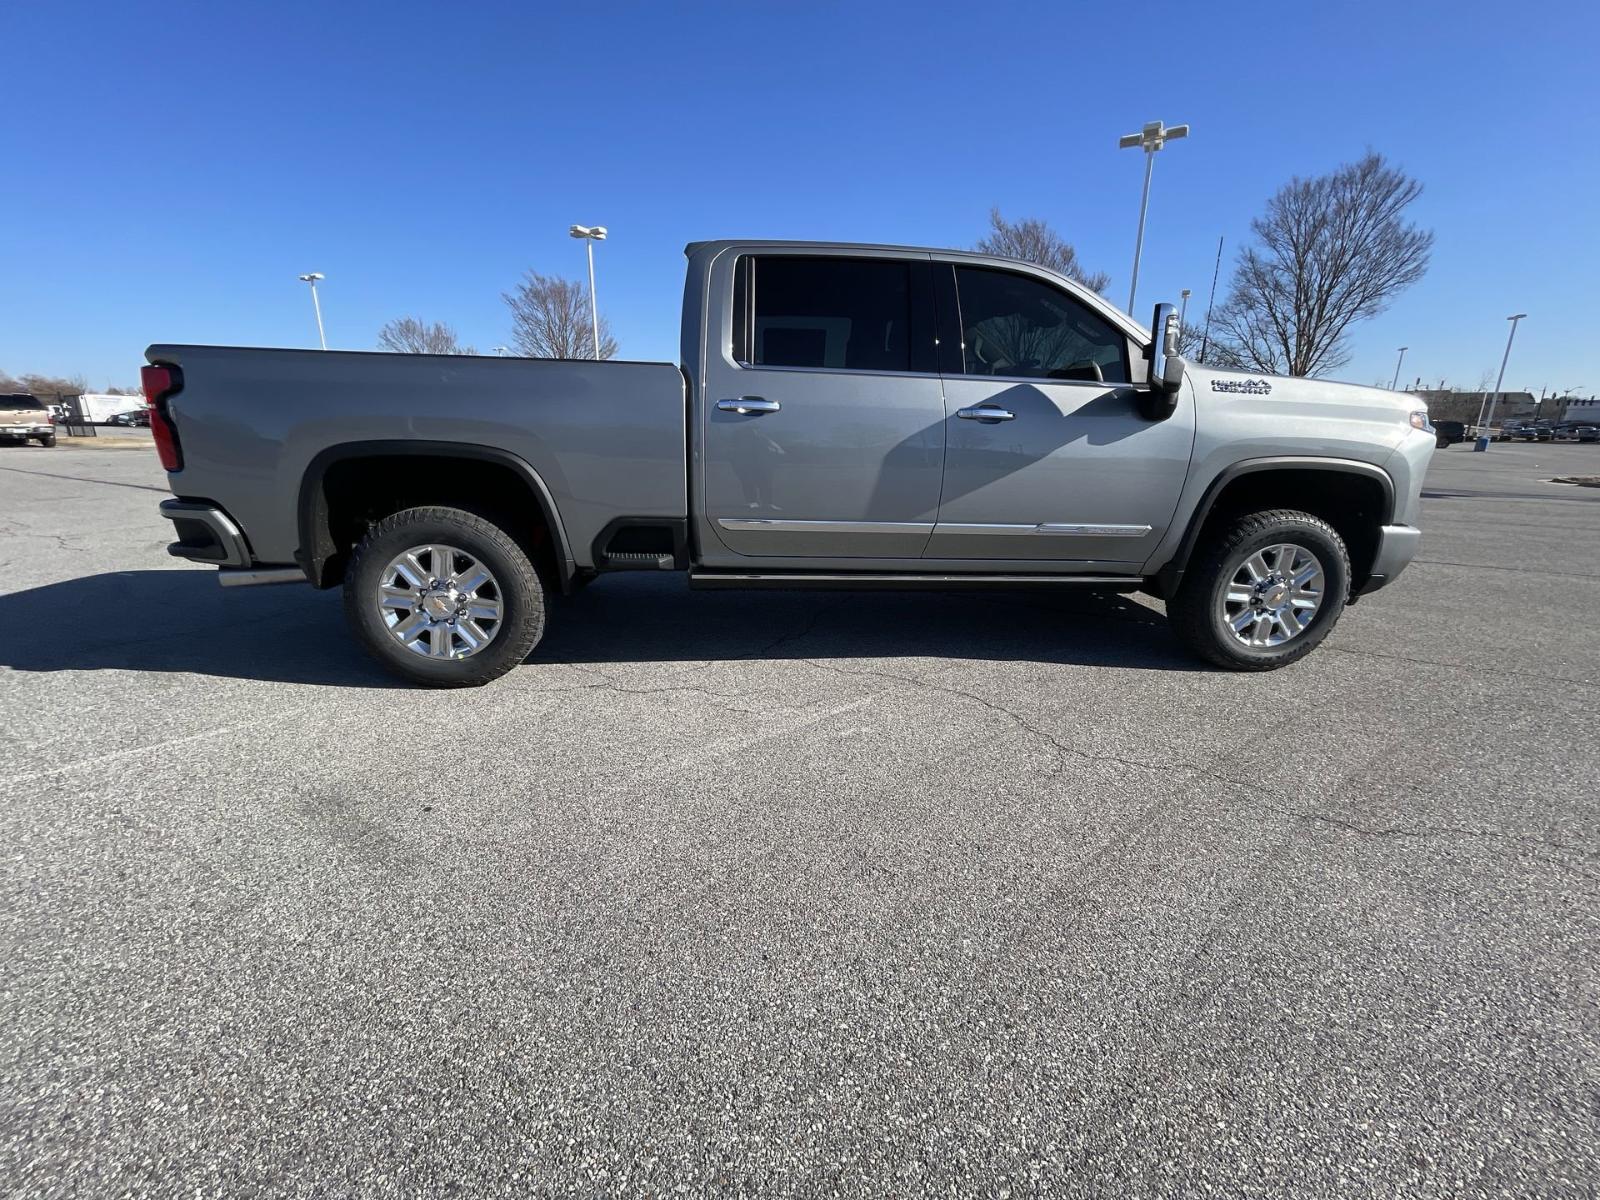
[1,441,1596,1197]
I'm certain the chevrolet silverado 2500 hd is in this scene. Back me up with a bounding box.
[145,240,1433,686]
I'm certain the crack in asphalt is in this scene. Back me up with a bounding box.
[1324,644,1599,690]
[1412,557,1600,580]
[782,657,1599,885]
[525,675,773,715]
[0,464,170,494]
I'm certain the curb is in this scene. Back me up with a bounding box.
[54,437,155,451]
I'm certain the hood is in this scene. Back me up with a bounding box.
[1184,363,1423,418]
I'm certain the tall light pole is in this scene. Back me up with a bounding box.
[569,224,607,359]
[1118,119,1188,313]
[1391,347,1408,390]
[1178,288,1192,335]
[1476,313,1527,449]
[297,273,327,350]
[492,346,510,357]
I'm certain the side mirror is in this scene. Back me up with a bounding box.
[1141,302,1184,419]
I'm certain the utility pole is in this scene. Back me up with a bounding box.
[1475,313,1527,450]
[1118,119,1188,313]
[1199,235,1223,364]
[297,273,327,350]
[1391,347,1408,390]
[569,224,608,359]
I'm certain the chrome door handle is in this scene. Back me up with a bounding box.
[957,405,1015,422]
[716,396,780,415]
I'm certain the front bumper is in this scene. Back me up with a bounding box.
[1355,523,1421,595]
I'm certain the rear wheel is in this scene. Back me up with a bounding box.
[36,435,55,448]
[343,506,546,687]
[1169,509,1351,671]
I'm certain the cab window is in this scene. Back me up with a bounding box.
[952,266,1129,384]
[736,256,915,373]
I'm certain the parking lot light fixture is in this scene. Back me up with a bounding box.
[492,346,510,357]
[569,224,608,360]
[297,273,327,351]
[1476,314,1527,449]
[1119,119,1188,312]
[1391,347,1408,390]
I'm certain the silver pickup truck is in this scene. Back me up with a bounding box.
[144,239,1433,686]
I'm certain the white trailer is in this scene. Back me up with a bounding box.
[76,393,146,423]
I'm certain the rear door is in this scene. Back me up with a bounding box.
[924,262,1193,565]
[699,251,946,561]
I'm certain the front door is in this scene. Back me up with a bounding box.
[700,253,945,561]
[924,263,1193,565]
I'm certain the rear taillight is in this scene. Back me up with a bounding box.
[141,363,183,471]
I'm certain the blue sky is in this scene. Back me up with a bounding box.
[4,0,1596,398]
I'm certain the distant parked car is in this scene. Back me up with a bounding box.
[0,393,57,447]
[1575,426,1599,443]
[1495,423,1523,442]
[1434,420,1466,448]
[104,408,151,427]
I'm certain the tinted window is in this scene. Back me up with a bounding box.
[1,394,43,410]
[953,267,1128,384]
[750,257,911,372]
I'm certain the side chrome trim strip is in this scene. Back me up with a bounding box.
[933,522,1154,537]
[717,518,934,534]
[1036,522,1153,537]
[690,571,1139,591]
[717,518,1153,537]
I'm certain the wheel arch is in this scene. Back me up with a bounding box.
[1153,457,1395,597]
[296,440,577,592]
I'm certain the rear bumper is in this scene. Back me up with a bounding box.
[1355,523,1421,595]
[158,499,251,567]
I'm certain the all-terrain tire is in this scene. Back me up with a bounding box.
[1168,508,1351,671]
[343,506,546,687]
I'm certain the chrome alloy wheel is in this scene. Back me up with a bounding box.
[1220,542,1325,648]
[376,544,503,660]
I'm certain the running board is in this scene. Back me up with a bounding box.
[687,571,1141,592]
[218,566,308,588]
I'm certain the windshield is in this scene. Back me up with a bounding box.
[0,395,44,411]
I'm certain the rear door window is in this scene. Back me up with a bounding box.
[741,257,918,373]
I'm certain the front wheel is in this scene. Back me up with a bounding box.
[343,506,546,687]
[1168,509,1351,671]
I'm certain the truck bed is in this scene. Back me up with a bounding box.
[146,345,688,571]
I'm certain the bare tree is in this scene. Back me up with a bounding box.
[2,371,88,397]
[503,271,617,359]
[377,317,476,355]
[975,208,1110,294]
[1208,153,1433,377]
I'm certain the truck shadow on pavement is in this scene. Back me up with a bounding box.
[0,569,1199,685]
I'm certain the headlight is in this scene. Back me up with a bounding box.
[1409,410,1434,432]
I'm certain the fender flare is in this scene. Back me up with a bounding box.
[296,439,577,591]
[1152,456,1395,594]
